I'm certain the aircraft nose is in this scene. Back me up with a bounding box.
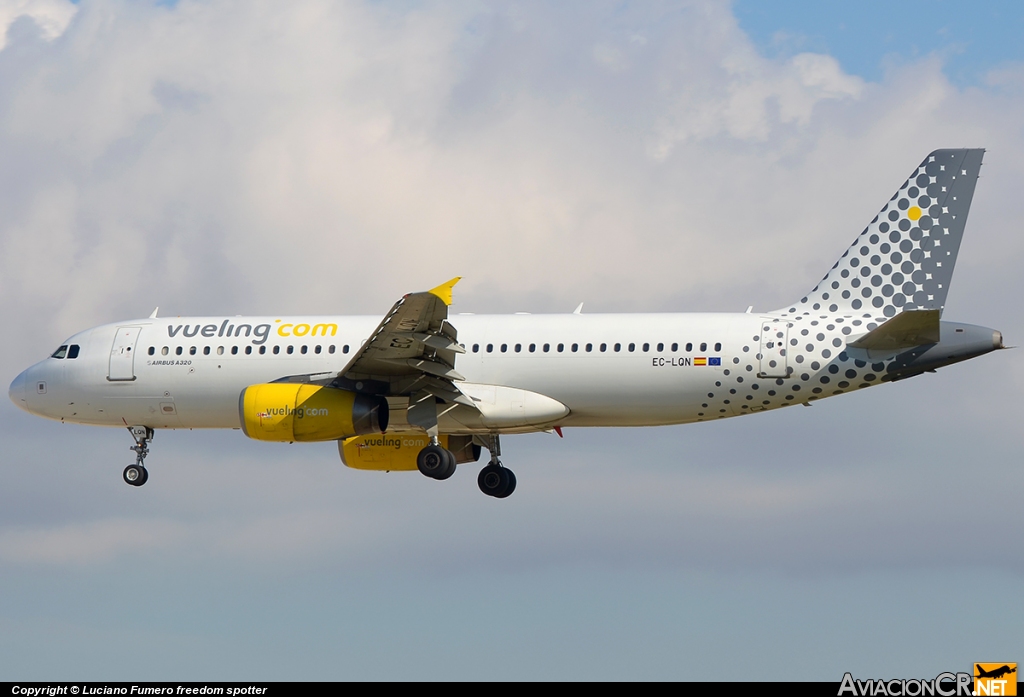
[9,369,28,411]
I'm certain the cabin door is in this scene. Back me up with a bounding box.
[108,326,142,381]
[758,319,790,378]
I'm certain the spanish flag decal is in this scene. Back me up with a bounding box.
[694,357,707,366]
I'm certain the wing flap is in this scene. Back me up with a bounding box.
[378,358,465,381]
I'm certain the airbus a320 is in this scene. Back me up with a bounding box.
[9,149,1004,498]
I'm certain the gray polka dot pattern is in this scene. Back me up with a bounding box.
[693,315,891,422]
[780,149,984,318]
[692,150,986,424]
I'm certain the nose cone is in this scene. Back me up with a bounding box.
[9,369,28,411]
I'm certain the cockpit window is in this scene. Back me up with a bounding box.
[50,345,68,359]
[67,345,80,359]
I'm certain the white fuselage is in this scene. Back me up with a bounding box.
[11,311,811,432]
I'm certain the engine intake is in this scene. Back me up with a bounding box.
[239,384,388,442]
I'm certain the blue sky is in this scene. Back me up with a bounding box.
[0,0,1022,681]
[735,0,1024,85]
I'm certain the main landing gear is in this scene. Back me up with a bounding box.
[415,434,516,498]
[122,425,153,487]
[477,434,515,499]
[416,441,456,480]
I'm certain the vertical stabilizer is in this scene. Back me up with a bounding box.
[777,149,984,318]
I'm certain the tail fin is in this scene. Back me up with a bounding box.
[777,149,984,319]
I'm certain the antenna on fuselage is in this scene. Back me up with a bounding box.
[573,303,584,315]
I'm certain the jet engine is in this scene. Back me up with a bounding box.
[239,384,388,442]
[339,434,481,471]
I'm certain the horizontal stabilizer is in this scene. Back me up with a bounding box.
[849,309,940,351]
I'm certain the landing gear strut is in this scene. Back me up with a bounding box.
[123,425,153,487]
[477,434,515,498]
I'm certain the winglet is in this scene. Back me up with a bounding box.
[428,277,462,306]
[149,307,159,319]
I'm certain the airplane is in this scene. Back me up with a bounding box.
[8,149,1005,498]
[975,665,1016,680]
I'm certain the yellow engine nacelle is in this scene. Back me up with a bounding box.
[340,434,481,471]
[239,384,388,442]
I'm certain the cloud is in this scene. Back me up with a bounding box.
[0,0,1021,578]
[0,0,76,50]
[1,4,1022,679]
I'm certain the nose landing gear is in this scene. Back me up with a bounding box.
[123,425,153,487]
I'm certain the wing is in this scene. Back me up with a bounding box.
[337,277,475,407]
[269,278,477,436]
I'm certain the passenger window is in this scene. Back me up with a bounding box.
[514,344,522,353]
[642,343,649,352]
[190,346,197,355]
[50,345,68,359]
[600,343,607,352]
[68,345,80,359]
[245,346,253,355]
[473,344,480,353]
[175,347,183,356]
[586,343,593,352]
[628,343,635,352]
[148,347,155,356]
[500,344,507,353]
[656,343,663,352]
[315,345,321,354]
[486,344,493,353]
[715,342,722,351]
[529,344,536,353]
[231,346,238,355]
[217,346,224,355]
[571,343,578,352]
[329,345,336,354]
[614,343,621,352]
[557,343,564,352]
[685,343,692,352]
[287,346,294,354]
[273,346,280,355]
[301,346,308,354]
[700,342,707,352]
[343,345,350,353]
[671,343,678,351]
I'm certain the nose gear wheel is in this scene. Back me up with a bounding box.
[123,464,148,486]
[123,425,154,487]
